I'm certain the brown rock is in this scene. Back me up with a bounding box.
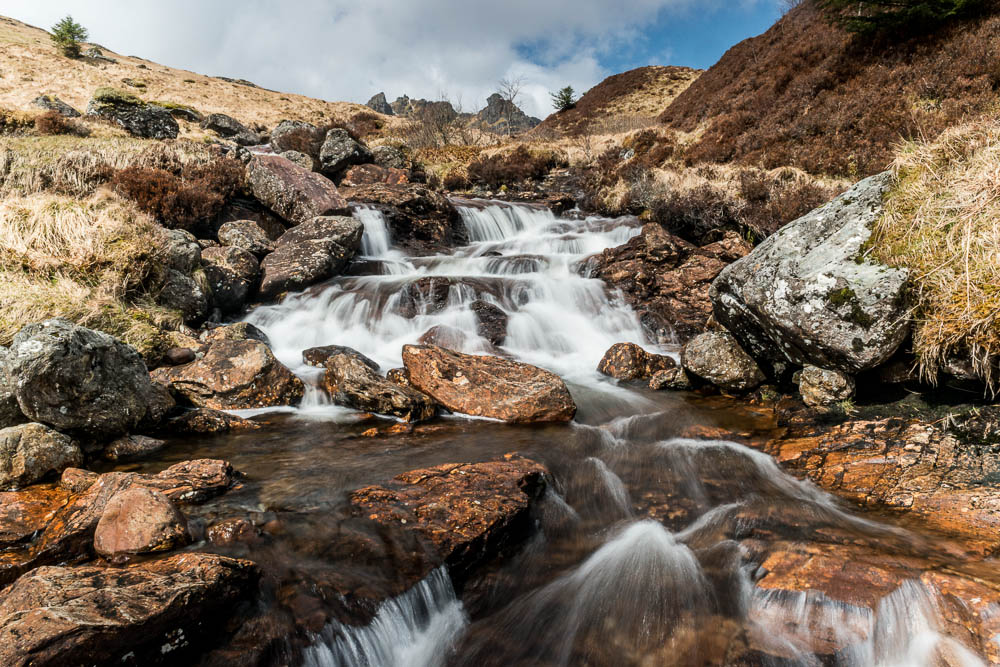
[103,434,167,461]
[418,324,469,349]
[94,486,190,561]
[597,342,676,381]
[151,339,304,409]
[0,423,82,490]
[341,163,410,186]
[648,367,693,391]
[206,518,258,546]
[247,154,349,225]
[385,367,411,387]
[323,353,437,422]
[163,347,196,366]
[0,484,70,548]
[59,468,98,493]
[682,331,765,393]
[402,344,576,422]
[303,345,379,370]
[162,408,262,435]
[0,552,257,667]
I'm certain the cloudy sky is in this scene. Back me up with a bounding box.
[4,1,784,118]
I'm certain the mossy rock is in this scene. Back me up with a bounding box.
[92,87,143,106]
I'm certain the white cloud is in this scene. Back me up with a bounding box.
[4,0,750,117]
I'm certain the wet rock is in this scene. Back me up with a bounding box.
[207,518,258,546]
[151,339,304,409]
[86,89,178,139]
[341,164,410,187]
[7,319,158,438]
[470,300,508,346]
[94,486,190,561]
[418,325,469,350]
[200,112,260,146]
[31,94,81,117]
[0,423,81,491]
[103,434,167,462]
[319,128,373,178]
[366,92,394,115]
[0,485,70,548]
[163,347,196,366]
[247,154,349,226]
[398,277,453,318]
[275,215,364,252]
[201,322,270,346]
[303,345,379,371]
[0,347,26,428]
[323,353,437,422]
[217,219,275,257]
[649,367,693,391]
[157,268,209,323]
[597,342,676,381]
[161,408,261,435]
[682,331,765,393]
[712,173,909,373]
[0,552,257,667]
[59,468,99,494]
[799,366,855,407]
[371,144,408,169]
[270,119,324,156]
[258,216,363,299]
[402,344,576,422]
[385,367,411,387]
[201,246,260,314]
[350,454,547,577]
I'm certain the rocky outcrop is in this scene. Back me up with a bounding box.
[7,319,159,438]
[151,339,303,409]
[85,88,178,139]
[303,345,379,370]
[247,154,349,225]
[323,352,437,422]
[0,423,82,490]
[94,486,190,561]
[366,92,394,115]
[595,224,751,343]
[259,216,363,299]
[681,331,765,393]
[402,345,576,422]
[711,173,909,373]
[798,366,855,406]
[319,128,372,178]
[597,342,676,381]
[470,300,508,346]
[200,112,260,146]
[475,93,541,134]
[0,553,257,667]
[31,94,81,117]
[217,219,274,257]
[350,454,547,577]
[201,246,260,314]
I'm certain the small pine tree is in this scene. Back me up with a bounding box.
[818,0,981,34]
[51,15,88,58]
[550,86,577,112]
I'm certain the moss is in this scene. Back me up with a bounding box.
[92,87,142,106]
[827,286,875,329]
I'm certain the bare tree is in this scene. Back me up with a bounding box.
[496,75,526,137]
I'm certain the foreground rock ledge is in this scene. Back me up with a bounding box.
[402,345,576,422]
[0,553,258,667]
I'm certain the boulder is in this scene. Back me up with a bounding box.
[7,319,158,438]
[323,353,437,422]
[247,154,349,225]
[0,553,257,667]
[0,424,82,490]
[681,331,765,393]
[371,144,408,170]
[156,268,208,323]
[366,92,394,115]
[217,219,274,257]
[402,345,576,422]
[162,347,196,366]
[0,485,70,548]
[162,228,202,274]
[648,367,693,391]
[201,322,270,346]
[418,325,469,350]
[280,149,316,171]
[303,345,379,371]
[201,246,260,314]
[151,339,303,409]
[597,342,676,381]
[31,94,81,117]
[470,300,508,346]
[94,486,190,561]
[200,112,260,145]
[341,164,409,187]
[103,434,167,462]
[798,366,855,407]
[319,128,373,178]
[258,216,363,299]
[711,173,909,373]
[0,347,26,428]
[85,88,178,139]
[275,215,364,252]
[161,408,261,435]
[270,119,324,155]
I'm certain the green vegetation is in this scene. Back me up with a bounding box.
[550,86,577,112]
[818,0,982,34]
[50,15,88,58]
[92,87,143,106]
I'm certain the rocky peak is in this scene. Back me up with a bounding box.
[365,92,393,115]
[476,93,540,134]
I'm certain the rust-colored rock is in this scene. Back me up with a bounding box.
[206,518,258,546]
[0,484,69,548]
[350,454,547,576]
[94,486,190,561]
[161,408,262,434]
[0,553,257,667]
[402,344,576,422]
[597,342,676,381]
[151,339,304,409]
[341,163,410,187]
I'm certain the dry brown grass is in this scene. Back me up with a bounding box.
[871,117,1000,387]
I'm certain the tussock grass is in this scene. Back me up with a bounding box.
[872,118,1000,388]
[0,192,176,358]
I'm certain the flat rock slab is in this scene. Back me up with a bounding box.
[0,552,257,667]
[0,484,70,548]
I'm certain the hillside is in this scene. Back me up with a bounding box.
[0,16,401,133]
[659,1,1000,176]
[533,65,700,137]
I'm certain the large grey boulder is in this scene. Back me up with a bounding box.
[319,128,372,178]
[0,423,82,490]
[7,319,157,438]
[371,145,408,170]
[247,154,349,225]
[156,269,208,323]
[162,229,202,274]
[710,172,909,373]
[681,331,765,393]
[258,216,363,299]
[31,95,81,117]
[270,119,323,155]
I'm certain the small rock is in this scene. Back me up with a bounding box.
[201,246,260,314]
[681,331,765,393]
[103,435,167,462]
[371,145,408,169]
[597,342,676,381]
[156,268,209,323]
[303,345,379,371]
[0,423,82,490]
[94,486,190,561]
[319,128,372,178]
[217,219,275,257]
[280,149,315,170]
[324,353,437,422]
[648,367,693,391]
[418,325,468,349]
[201,322,270,346]
[470,300,508,346]
[799,366,856,407]
[163,347,196,366]
[207,518,258,546]
[162,408,261,435]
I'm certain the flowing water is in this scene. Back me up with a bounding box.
[131,201,994,665]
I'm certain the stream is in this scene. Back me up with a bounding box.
[127,201,990,665]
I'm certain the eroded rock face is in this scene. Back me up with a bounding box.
[350,454,547,577]
[597,342,676,381]
[682,331,765,393]
[402,344,576,422]
[247,154,349,225]
[151,339,303,409]
[338,183,465,255]
[0,553,257,667]
[217,219,275,257]
[799,366,855,407]
[94,486,190,561]
[319,128,373,178]
[8,319,157,438]
[0,424,82,490]
[323,353,437,422]
[711,173,909,373]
